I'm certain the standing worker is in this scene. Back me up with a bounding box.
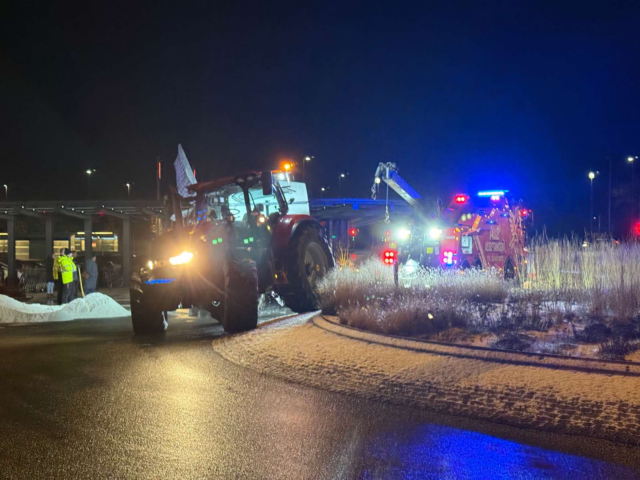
[59,249,76,304]
[55,248,65,305]
[71,251,84,299]
[84,254,98,295]
[45,252,56,304]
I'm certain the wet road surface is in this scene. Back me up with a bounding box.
[0,312,639,479]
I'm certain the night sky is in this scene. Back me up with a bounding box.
[2,1,640,235]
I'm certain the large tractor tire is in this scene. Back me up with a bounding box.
[221,259,259,333]
[130,287,168,335]
[283,225,333,313]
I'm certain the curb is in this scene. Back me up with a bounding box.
[214,313,640,446]
[315,316,640,377]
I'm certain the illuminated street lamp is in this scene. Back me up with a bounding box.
[126,183,131,199]
[3,184,7,199]
[320,186,329,199]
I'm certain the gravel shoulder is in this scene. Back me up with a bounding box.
[214,314,640,445]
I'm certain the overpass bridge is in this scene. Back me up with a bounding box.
[0,198,411,286]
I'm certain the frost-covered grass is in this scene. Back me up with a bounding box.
[528,238,640,320]
[318,239,640,360]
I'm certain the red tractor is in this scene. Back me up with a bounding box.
[130,170,334,334]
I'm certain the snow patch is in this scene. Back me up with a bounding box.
[0,293,130,323]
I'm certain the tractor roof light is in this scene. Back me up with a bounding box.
[281,161,294,172]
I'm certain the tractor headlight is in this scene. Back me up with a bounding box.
[169,251,194,266]
[398,228,411,241]
[428,227,442,240]
[147,260,154,271]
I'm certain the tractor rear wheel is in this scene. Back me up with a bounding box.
[283,226,333,312]
[221,258,259,333]
[130,287,168,335]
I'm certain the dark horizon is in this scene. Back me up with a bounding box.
[2,1,640,236]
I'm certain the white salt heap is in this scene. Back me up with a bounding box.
[0,293,130,323]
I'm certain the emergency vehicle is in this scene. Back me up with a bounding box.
[372,163,529,278]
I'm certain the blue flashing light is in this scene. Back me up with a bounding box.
[501,213,509,217]
[145,278,176,284]
[478,190,508,197]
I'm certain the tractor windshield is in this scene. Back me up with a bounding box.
[185,177,310,226]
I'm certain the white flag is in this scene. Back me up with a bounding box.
[173,144,197,197]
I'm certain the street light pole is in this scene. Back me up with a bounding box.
[3,184,7,200]
[86,169,95,199]
[126,183,131,199]
[607,156,611,234]
[303,156,313,183]
[628,157,636,221]
[339,173,347,198]
[589,171,596,235]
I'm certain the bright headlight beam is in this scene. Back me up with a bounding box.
[169,251,194,266]
[398,228,411,240]
[428,227,442,240]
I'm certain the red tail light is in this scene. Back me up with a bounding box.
[382,249,397,265]
[454,195,467,204]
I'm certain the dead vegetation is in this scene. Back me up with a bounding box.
[318,239,640,360]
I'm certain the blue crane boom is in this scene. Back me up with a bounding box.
[371,162,422,209]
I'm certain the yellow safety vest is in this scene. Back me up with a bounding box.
[53,257,61,280]
[59,256,74,284]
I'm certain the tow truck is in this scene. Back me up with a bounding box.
[130,161,334,335]
[372,163,529,277]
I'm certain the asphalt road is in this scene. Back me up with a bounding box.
[1,311,639,479]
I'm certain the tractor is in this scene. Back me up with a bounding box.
[129,169,334,334]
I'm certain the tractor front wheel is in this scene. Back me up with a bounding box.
[221,259,259,333]
[283,226,333,312]
[130,287,168,335]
